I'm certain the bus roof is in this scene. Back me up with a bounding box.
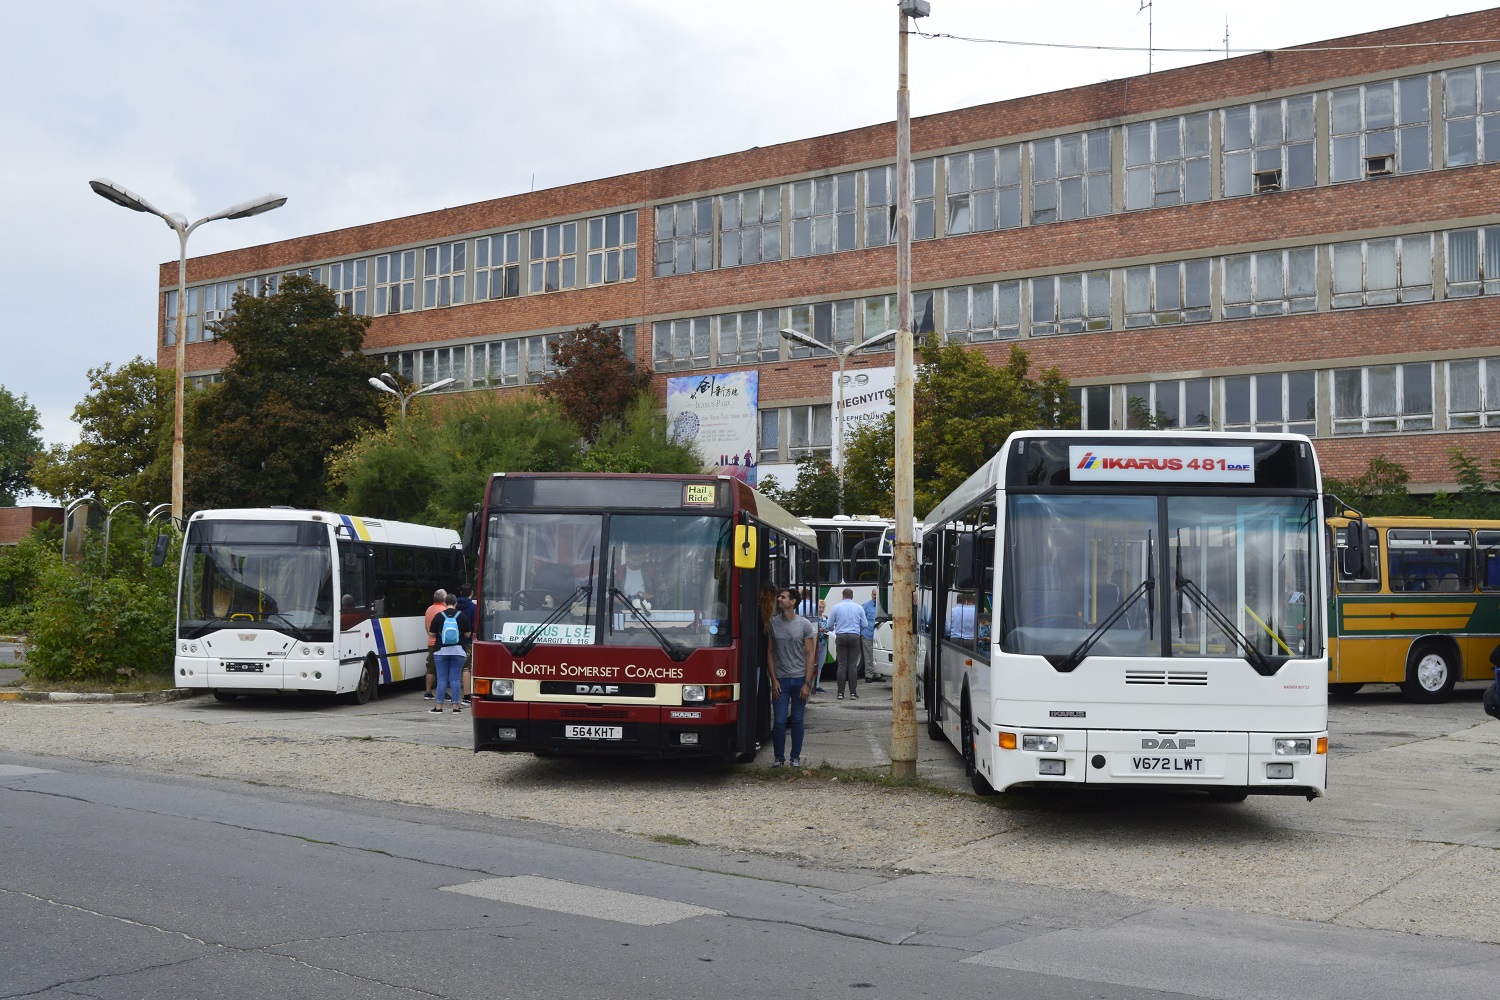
[188,508,460,548]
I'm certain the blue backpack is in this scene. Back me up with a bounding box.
[439,610,461,647]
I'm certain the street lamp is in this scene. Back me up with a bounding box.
[90,178,287,527]
[367,372,456,428]
[778,327,899,515]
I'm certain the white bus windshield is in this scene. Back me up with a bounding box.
[178,520,333,641]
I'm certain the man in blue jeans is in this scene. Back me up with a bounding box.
[768,586,818,768]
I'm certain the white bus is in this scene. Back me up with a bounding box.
[872,520,920,683]
[920,431,1328,800]
[800,515,890,674]
[174,509,464,703]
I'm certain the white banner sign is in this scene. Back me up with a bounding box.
[668,371,759,484]
[1069,446,1256,483]
[497,623,596,645]
[832,365,895,466]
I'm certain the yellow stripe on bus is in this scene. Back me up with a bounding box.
[1342,616,1474,631]
[1342,602,1477,617]
[379,618,403,679]
[348,516,372,541]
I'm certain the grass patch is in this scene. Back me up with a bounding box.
[13,671,176,694]
[649,833,696,846]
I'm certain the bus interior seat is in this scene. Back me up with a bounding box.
[1438,572,1461,591]
[1388,575,1405,592]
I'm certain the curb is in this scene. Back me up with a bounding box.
[0,689,198,704]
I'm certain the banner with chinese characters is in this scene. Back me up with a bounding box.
[667,371,759,484]
[832,365,895,467]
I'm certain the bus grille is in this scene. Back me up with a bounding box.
[1125,670,1209,686]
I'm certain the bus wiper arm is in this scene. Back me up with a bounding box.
[610,587,691,663]
[1176,574,1274,675]
[513,584,590,658]
[1054,578,1154,672]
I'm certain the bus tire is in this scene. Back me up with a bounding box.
[1328,682,1364,697]
[211,691,238,703]
[961,694,997,797]
[1400,641,1457,703]
[343,658,378,705]
[927,708,944,741]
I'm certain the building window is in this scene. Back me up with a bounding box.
[654,199,712,277]
[1331,75,1431,182]
[1030,271,1111,336]
[1067,385,1112,430]
[652,317,711,372]
[1123,260,1210,328]
[1032,129,1111,224]
[475,233,522,301]
[913,158,936,240]
[529,223,578,293]
[418,346,467,390]
[238,273,280,299]
[859,292,929,350]
[187,373,224,390]
[472,339,521,389]
[1221,372,1316,435]
[526,334,563,384]
[786,300,856,356]
[716,309,781,366]
[946,145,1021,234]
[382,350,415,383]
[791,174,856,257]
[944,281,1021,343]
[719,187,781,266]
[1125,113,1210,210]
[1442,61,1500,167]
[1124,379,1210,430]
[422,241,467,309]
[1331,235,1432,308]
[787,404,833,458]
[1222,248,1317,318]
[1223,95,1315,196]
[164,287,200,346]
[375,251,417,315]
[587,211,637,286]
[1445,226,1500,297]
[1447,357,1500,428]
[864,165,897,248]
[759,409,781,461]
[1333,363,1433,434]
[326,260,367,315]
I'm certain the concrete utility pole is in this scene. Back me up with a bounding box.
[891,0,929,780]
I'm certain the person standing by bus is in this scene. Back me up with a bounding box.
[428,593,470,713]
[798,592,828,693]
[827,588,866,700]
[861,588,878,682]
[423,589,446,700]
[768,587,818,768]
[456,584,477,704]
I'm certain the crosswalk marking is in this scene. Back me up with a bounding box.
[441,875,723,925]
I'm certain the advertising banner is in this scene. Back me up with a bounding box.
[667,370,759,484]
[832,365,895,467]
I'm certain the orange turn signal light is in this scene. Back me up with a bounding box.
[705,685,735,703]
[998,731,1017,750]
[1316,736,1328,755]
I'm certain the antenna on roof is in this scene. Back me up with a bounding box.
[1138,1,1153,74]
[1224,17,1230,60]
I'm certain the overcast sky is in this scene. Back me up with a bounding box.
[3,0,1495,458]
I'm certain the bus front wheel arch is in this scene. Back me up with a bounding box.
[342,657,379,706]
[1401,639,1458,703]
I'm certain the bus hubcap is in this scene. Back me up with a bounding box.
[1416,654,1448,691]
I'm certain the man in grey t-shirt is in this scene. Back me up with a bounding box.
[768,587,817,768]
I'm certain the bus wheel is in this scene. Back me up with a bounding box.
[1401,642,1457,703]
[1328,682,1364,697]
[343,659,378,705]
[211,691,238,703]
[961,696,997,797]
[927,707,943,741]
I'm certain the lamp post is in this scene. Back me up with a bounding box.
[891,0,930,780]
[89,179,287,528]
[778,328,899,515]
[367,372,456,429]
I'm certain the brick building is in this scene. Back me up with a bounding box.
[0,507,62,547]
[157,10,1500,494]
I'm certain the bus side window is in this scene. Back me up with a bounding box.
[1479,531,1500,590]
[1334,526,1381,594]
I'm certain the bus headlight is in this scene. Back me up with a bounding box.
[1022,734,1059,753]
[1274,738,1312,756]
[682,685,706,703]
[490,678,514,699]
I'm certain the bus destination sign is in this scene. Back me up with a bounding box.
[683,483,716,506]
[1069,446,1255,484]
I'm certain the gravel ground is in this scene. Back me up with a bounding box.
[3,700,1498,946]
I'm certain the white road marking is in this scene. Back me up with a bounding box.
[0,765,55,777]
[441,875,723,925]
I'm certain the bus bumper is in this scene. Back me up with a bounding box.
[472,700,742,759]
[173,656,349,696]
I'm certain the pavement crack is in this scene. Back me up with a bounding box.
[1325,840,1473,924]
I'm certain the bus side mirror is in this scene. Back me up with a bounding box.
[1344,520,1370,578]
[734,524,758,569]
[151,534,171,568]
[462,510,480,562]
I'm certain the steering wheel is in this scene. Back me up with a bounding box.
[512,589,554,611]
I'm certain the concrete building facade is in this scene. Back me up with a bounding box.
[157,10,1500,492]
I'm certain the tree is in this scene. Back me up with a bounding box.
[186,275,384,510]
[913,342,1077,515]
[539,324,649,443]
[28,358,172,505]
[842,415,896,516]
[1323,456,1416,518]
[578,392,704,474]
[0,385,42,505]
[759,453,840,517]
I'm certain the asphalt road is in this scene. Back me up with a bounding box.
[5,753,1500,999]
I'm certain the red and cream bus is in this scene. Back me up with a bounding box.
[466,473,818,762]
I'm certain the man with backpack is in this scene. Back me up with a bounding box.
[428,593,470,714]
[423,589,446,700]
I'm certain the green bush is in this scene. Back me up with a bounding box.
[24,557,176,683]
[0,523,62,633]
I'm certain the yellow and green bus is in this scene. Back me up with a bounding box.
[1329,515,1500,702]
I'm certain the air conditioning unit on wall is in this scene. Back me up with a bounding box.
[204,309,225,322]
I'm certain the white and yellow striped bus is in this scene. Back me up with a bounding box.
[174,509,463,703]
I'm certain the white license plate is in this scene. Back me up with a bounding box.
[1130,756,1205,773]
[565,725,623,740]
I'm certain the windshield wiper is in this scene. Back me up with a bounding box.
[512,547,596,658]
[1174,537,1275,675]
[610,587,692,662]
[1052,578,1155,672]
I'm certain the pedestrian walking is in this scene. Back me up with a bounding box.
[428,593,470,713]
[768,586,817,767]
[827,587,866,700]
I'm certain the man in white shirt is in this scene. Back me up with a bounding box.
[827,588,867,700]
[947,593,977,641]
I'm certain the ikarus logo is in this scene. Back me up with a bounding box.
[1076,452,1100,470]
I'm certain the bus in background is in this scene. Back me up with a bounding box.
[175,509,463,704]
[872,520,921,683]
[1328,515,1500,702]
[467,473,818,762]
[920,431,1329,799]
[801,515,890,675]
